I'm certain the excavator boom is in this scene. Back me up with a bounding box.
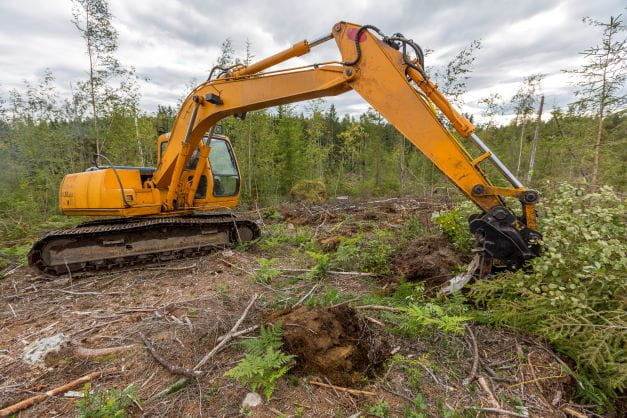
[29,21,541,275]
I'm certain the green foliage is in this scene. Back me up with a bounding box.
[403,392,429,418]
[470,184,626,402]
[399,215,423,242]
[331,229,395,274]
[398,299,471,336]
[257,224,314,252]
[0,242,32,266]
[390,280,427,306]
[76,383,138,418]
[224,324,294,400]
[290,179,326,203]
[306,251,330,279]
[253,258,282,284]
[432,202,476,252]
[379,281,472,336]
[365,400,390,417]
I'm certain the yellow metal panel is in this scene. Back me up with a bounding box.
[334,22,502,211]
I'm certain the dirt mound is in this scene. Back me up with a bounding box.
[392,235,463,288]
[266,305,390,386]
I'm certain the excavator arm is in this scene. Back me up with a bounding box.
[152,21,541,268]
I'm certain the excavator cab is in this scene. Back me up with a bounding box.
[57,131,241,218]
[156,131,241,203]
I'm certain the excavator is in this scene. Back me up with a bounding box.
[29,22,541,276]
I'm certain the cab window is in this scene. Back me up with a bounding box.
[209,139,239,197]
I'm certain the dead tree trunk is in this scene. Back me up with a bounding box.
[526,95,544,184]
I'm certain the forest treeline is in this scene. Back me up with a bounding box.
[0,1,624,240]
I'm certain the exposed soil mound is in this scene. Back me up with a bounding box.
[392,235,463,288]
[266,305,390,386]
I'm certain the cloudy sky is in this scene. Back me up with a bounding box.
[0,0,624,121]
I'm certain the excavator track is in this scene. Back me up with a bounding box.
[28,213,260,276]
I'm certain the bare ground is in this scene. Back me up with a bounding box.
[0,197,600,417]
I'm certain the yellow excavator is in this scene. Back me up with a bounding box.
[29,22,541,275]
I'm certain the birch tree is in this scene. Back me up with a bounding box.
[71,0,120,161]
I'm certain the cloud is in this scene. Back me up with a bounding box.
[0,0,623,122]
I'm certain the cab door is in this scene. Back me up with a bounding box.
[207,137,240,197]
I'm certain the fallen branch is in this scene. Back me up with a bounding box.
[139,333,201,378]
[0,367,116,417]
[353,305,402,313]
[194,293,259,370]
[463,326,479,385]
[480,359,516,383]
[75,344,136,359]
[1,263,23,278]
[365,316,385,327]
[216,325,259,342]
[51,289,122,297]
[265,268,377,277]
[509,374,566,388]
[380,385,414,403]
[561,406,588,418]
[153,293,259,398]
[308,379,375,396]
[220,258,252,274]
[477,376,499,408]
[292,284,319,308]
[528,351,553,410]
[473,407,527,418]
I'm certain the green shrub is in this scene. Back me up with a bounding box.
[289,179,326,203]
[253,258,282,284]
[224,324,294,400]
[399,215,423,242]
[432,202,476,252]
[379,281,471,336]
[470,184,626,404]
[76,383,138,418]
[395,297,471,336]
[306,251,330,279]
[404,392,429,418]
[331,229,394,274]
[257,224,314,251]
[0,242,33,267]
[365,400,390,417]
[331,234,362,270]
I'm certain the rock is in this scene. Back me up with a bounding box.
[241,392,263,409]
[23,333,66,365]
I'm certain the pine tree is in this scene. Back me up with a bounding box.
[565,15,626,188]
